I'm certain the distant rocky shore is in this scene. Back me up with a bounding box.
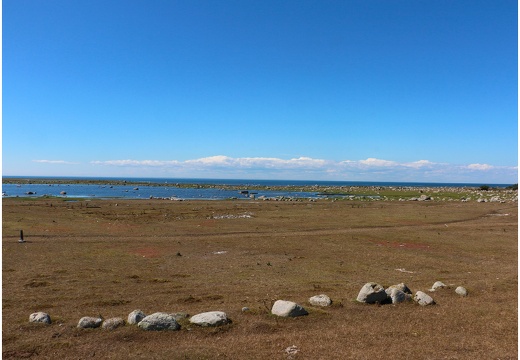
[2,177,517,202]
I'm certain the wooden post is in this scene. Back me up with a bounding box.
[19,230,25,243]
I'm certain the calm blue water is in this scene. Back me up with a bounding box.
[2,176,513,200]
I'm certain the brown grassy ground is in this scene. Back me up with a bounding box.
[2,198,517,359]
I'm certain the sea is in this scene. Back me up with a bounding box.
[1,176,513,200]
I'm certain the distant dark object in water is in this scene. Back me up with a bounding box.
[25,191,35,195]
[240,190,249,194]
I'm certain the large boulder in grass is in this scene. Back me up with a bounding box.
[271,300,308,317]
[127,309,146,325]
[77,316,103,329]
[356,282,387,304]
[138,312,180,331]
[414,291,435,306]
[189,311,230,327]
[29,312,51,324]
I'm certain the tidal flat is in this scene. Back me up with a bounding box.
[2,197,517,359]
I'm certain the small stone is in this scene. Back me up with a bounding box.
[138,312,180,331]
[127,310,146,325]
[309,294,332,307]
[102,317,125,330]
[271,300,308,317]
[29,312,51,324]
[455,286,468,297]
[241,307,250,312]
[77,316,103,329]
[414,291,435,306]
[190,311,230,327]
[429,281,447,292]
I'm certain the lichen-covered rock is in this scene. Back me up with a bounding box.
[127,310,146,325]
[309,294,332,307]
[189,311,230,327]
[414,291,435,306]
[356,282,387,304]
[429,281,447,292]
[77,316,103,329]
[271,300,308,317]
[455,286,468,297]
[138,312,180,331]
[102,317,125,330]
[29,312,51,324]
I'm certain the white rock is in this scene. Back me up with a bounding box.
[271,300,308,317]
[356,282,387,304]
[127,309,146,325]
[189,311,230,327]
[29,312,51,324]
[138,312,180,331]
[77,316,103,329]
[309,294,332,307]
[455,286,468,297]
[429,281,447,292]
[414,291,435,306]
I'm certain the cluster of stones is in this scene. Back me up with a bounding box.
[28,283,468,328]
[28,310,231,330]
[355,281,468,306]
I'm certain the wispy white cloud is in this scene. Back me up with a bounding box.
[33,159,79,165]
[465,163,495,171]
[87,155,517,183]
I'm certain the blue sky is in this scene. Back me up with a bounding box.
[3,0,518,183]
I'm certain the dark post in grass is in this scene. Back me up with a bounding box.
[19,230,25,243]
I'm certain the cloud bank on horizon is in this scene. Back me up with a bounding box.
[28,156,517,184]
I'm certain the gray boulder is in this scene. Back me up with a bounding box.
[414,291,435,306]
[29,312,51,324]
[138,312,180,331]
[386,283,412,294]
[127,309,146,325]
[271,300,308,317]
[386,288,410,304]
[356,282,387,304]
[189,311,230,327]
[102,317,125,330]
[309,294,332,307]
[455,286,468,297]
[77,316,103,329]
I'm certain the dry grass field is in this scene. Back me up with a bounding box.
[2,197,517,359]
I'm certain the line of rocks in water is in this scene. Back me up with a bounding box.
[28,280,468,329]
